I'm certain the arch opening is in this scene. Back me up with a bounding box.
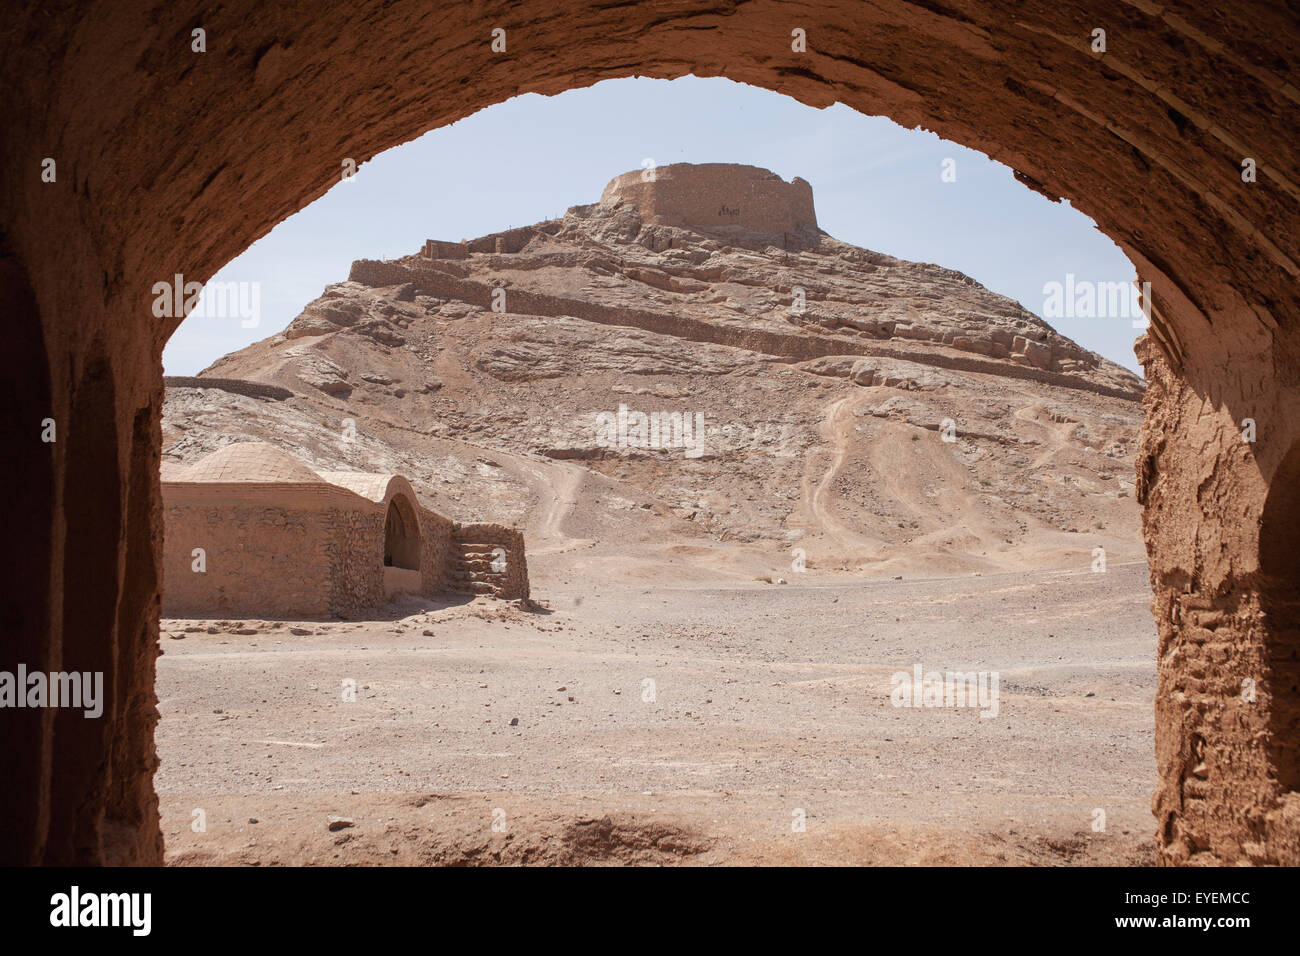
[152,89,1159,867]
[383,495,421,571]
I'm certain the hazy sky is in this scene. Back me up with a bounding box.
[164,75,1144,375]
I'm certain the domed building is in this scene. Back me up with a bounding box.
[160,442,527,618]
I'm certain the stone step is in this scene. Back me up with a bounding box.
[451,571,503,582]
[451,581,504,595]
[456,558,505,572]
[451,566,504,578]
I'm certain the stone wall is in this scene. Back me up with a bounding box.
[452,523,530,600]
[162,503,332,618]
[599,164,818,237]
[324,506,384,617]
[418,504,455,593]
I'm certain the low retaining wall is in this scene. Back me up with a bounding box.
[163,376,294,401]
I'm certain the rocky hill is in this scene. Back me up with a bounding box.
[164,164,1146,582]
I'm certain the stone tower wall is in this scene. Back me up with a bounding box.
[598,163,818,236]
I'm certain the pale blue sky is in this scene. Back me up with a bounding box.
[164,76,1143,375]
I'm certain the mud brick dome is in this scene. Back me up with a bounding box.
[165,441,322,483]
[599,163,819,237]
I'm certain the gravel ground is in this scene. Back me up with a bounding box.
[156,558,1157,865]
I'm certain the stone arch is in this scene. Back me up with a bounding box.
[2,2,1298,864]
[383,493,421,571]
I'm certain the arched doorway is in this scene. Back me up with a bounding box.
[383,495,421,571]
[3,2,1298,864]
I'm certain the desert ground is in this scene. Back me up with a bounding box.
[156,541,1157,866]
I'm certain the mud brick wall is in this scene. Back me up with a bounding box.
[162,376,294,401]
[162,504,331,618]
[1140,341,1300,866]
[422,239,469,260]
[600,163,818,236]
[162,481,461,619]
[452,523,530,600]
[465,226,541,255]
[418,505,455,593]
[323,506,384,616]
[9,0,1299,867]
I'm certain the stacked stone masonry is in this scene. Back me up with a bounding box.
[449,523,530,601]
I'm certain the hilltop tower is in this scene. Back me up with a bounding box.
[598,163,819,239]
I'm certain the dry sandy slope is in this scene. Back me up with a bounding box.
[164,361,1144,582]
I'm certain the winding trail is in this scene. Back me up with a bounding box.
[524,458,595,555]
[1012,396,1080,469]
[795,392,883,560]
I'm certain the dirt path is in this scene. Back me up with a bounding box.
[523,458,595,555]
[795,391,884,561]
[1013,397,1081,469]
